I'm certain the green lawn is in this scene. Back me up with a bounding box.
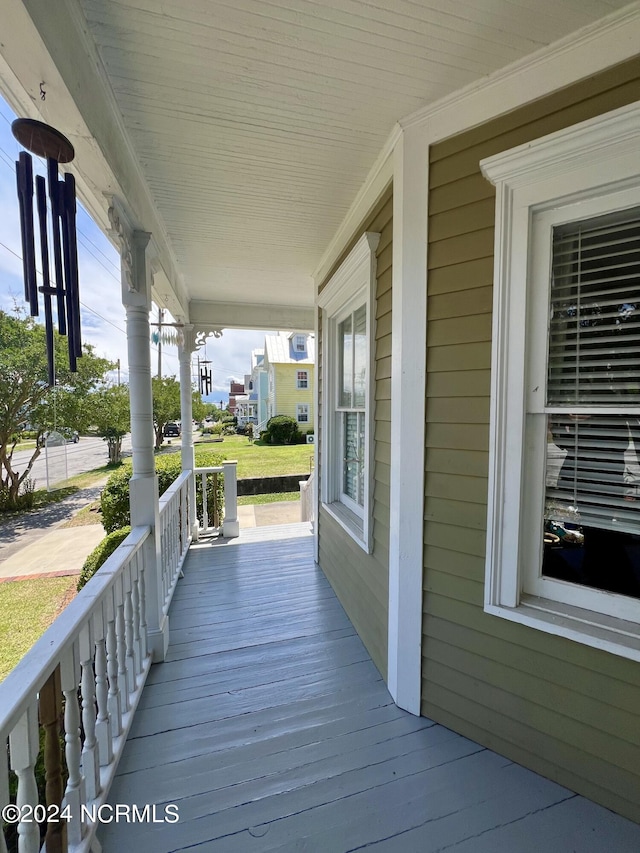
[0,577,77,681]
[237,491,299,505]
[200,435,314,480]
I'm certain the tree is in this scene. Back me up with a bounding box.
[91,384,131,464]
[192,391,206,425]
[0,309,112,508]
[152,376,181,449]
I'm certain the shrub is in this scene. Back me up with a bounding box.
[77,526,131,591]
[100,449,225,534]
[265,415,301,445]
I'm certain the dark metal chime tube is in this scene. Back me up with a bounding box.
[12,119,82,385]
[199,368,212,396]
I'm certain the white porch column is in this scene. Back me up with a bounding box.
[388,124,429,715]
[109,204,168,662]
[179,325,197,538]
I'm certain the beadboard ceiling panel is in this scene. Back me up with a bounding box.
[77,0,626,309]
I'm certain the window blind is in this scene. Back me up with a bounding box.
[548,206,640,405]
[546,205,640,535]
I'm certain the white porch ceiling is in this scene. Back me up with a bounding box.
[1,0,631,321]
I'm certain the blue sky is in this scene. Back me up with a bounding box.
[0,95,266,401]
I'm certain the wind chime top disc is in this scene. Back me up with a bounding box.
[11,118,75,163]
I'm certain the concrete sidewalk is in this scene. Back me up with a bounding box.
[237,499,301,528]
[0,525,105,582]
[0,483,106,583]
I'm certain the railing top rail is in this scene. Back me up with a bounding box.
[194,465,224,474]
[0,524,151,737]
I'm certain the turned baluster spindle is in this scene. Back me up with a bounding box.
[0,735,10,853]
[39,667,65,853]
[115,597,129,714]
[124,586,136,695]
[94,626,113,767]
[8,702,40,853]
[131,576,142,676]
[138,552,148,662]
[61,644,85,847]
[79,626,100,801]
[106,610,122,736]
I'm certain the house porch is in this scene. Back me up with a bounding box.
[99,524,640,853]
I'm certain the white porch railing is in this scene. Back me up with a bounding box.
[0,525,152,853]
[194,461,239,539]
[158,470,192,616]
[0,463,239,853]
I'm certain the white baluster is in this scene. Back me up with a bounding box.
[94,605,113,767]
[8,702,39,853]
[0,735,10,853]
[61,645,85,847]
[106,604,122,737]
[124,585,136,695]
[115,591,129,714]
[132,575,142,675]
[201,471,209,532]
[80,623,100,802]
[138,550,148,662]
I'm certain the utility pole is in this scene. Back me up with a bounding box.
[116,358,121,386]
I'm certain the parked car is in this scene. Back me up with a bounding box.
[38,428,79,446]
[163,422,181,437]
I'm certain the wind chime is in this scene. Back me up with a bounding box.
[12,118,82,386]
[198,353,212,396]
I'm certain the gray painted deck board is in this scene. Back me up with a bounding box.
[100,526,640,852]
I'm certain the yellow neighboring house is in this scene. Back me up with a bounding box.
[263,332,315,433]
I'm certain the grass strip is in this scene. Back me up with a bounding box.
[0,577,77,681]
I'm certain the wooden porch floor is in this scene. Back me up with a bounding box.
[100,524,640,852]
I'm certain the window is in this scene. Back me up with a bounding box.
[481,101,640,661]
[297,403,309,423]
[294,334,307,353]
[296,370,309,389]
[318,231,379,551]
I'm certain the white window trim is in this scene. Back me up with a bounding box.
[480,100,640,663]
[296,370,309,390]
[294,334,307,353]
[318,231,379,553]
[296,403,309,423]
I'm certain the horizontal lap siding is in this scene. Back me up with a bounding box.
[318,187,392,678]
[422,58,640,822]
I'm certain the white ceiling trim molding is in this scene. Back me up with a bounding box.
[401,1,640,139]
[189,300,314,332]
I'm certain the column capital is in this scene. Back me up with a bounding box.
[107,197,151,307]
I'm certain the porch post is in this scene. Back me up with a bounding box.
[179,325,197,538]
[109,203,168,662]
[388,124,429,715]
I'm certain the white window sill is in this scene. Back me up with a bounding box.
[321,501,371,554]
[485,596,640,663]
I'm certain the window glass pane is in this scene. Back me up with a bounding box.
[543,412,640,599]
[353,304,367,408]
[548,206,640,405]
[343,411,362,504]
[339,315,352,407]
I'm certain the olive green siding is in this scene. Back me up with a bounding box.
[317,187,392,678]
[422,58,640,823]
